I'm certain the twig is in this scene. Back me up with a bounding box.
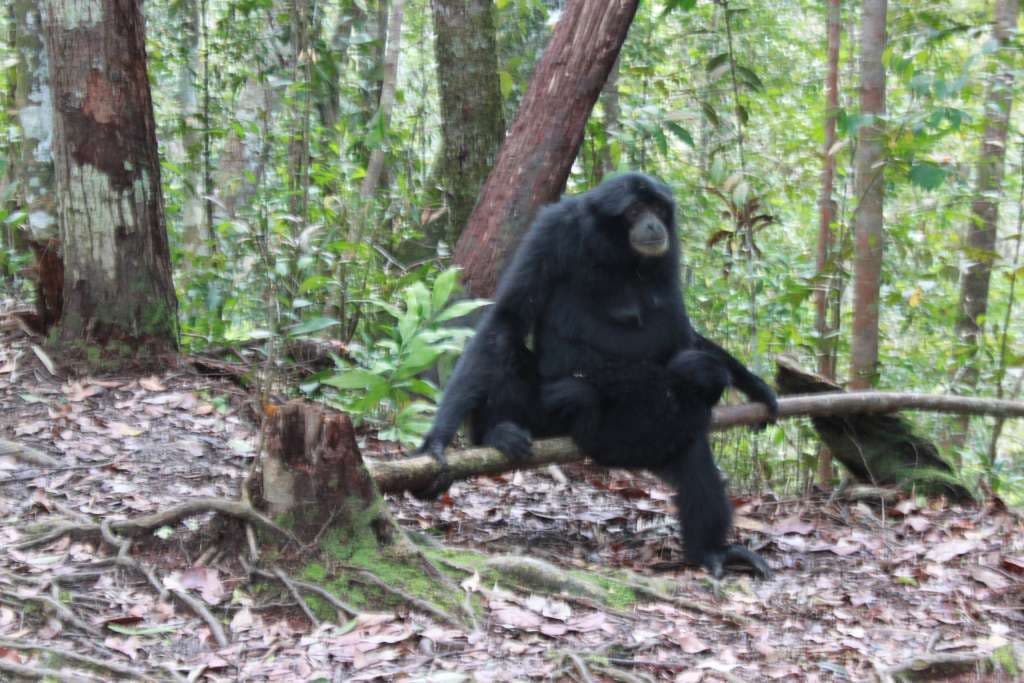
[563,651,597,683]
[100,520,167,599]
[0,461,114,485]
[626,582,754,629]
[274,568,320,627]
[0,438,59,467]
[874,650,1004,682]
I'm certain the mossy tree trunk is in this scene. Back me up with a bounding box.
[43,0,178,352]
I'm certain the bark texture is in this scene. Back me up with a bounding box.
[431,0,505,245]
[952,0,1020,439]
[43,0,178,349]
[453,0,640,297]
[849,0,887,389]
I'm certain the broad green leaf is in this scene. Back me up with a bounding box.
[431,268,461,314]
[322,369,387,392]
[499,71,513,99]
[287,317,340,336]
[666,122,694,147]
[435,299,491,322]
[299,274,333,294]
[909,162,948,190]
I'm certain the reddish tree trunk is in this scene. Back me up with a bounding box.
[453,0,640,297]
[815,0,842,485]
[849,0,887,390]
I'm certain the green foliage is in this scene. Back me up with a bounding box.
[319,269,489,446]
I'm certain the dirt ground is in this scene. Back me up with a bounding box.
[1,324,1023,681]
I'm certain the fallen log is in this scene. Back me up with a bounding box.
[776,357,972,499]
[367,391,1024,494]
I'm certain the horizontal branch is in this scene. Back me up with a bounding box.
[368,392,1024,494]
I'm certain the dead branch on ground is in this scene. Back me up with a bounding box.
[368,392,1024,493]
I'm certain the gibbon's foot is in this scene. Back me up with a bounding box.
[410,436,454,500]
[702,544,771,579]
[483,422,533,461]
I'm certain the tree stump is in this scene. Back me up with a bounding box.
[249,400,402,546]
[246,400,474,625]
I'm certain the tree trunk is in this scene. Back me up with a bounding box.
[287,0,313,223]
[249,401,471,626]
[317,1,366,133]
[14,0,56,241]
[43,0,178,352]
[358,0,404,204]
[454,0,640,297]
[849,0,887,390]
[177,0,208,252]
[431,0,505,246]
[815,0,842,485]
[951,0,1020,446]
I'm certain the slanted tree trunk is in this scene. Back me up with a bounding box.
[815,0,842,485]
[432,0,505,246]
[951,0,1021,448]
[43,0,178,353]
[454,0,640,297]
[849,0,887,390]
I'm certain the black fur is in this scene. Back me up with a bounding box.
[417,173,777,577]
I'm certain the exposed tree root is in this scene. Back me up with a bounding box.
[15,498,296,550]
[873,646,1021,681]
[99,520,229,648]
[243,562,360,619]
[0,438,59,467]
[342,564,467,628]
[0,657,105,683]
[0,638,170,681]
[274,567,320,627]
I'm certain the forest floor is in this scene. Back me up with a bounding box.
[1,321,1024,681]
